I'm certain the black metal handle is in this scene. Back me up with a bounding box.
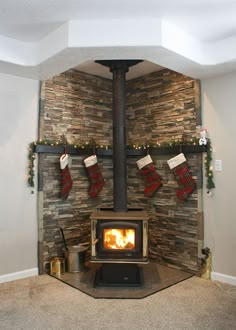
[59,227,68,251]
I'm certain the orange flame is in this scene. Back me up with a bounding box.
[104,228,135,249]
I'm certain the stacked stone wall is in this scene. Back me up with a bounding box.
[38,68,203,274]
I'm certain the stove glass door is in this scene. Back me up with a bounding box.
[103,228,135,250]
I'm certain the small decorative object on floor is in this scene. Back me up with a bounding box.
[50,257,65,276]
[60,152,73,200]
[167,153,196,201]
[201,248,212,280]
[137,154,162,197]
[84,155,105,197]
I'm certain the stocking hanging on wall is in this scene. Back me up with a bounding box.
[137,154,162,197]
[84,155,105,198]
[60,153,73,200]
[167,153,196,201]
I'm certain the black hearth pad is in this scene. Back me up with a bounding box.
[51,262,193,299]
[94,264,143,287]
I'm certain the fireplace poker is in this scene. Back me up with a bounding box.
[59,227,68,251]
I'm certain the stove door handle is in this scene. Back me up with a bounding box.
[92,238,99,245]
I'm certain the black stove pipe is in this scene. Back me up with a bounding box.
[110,62,128,212]
[95,60,143,212]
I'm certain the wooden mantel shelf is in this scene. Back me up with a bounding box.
[34,144,206,156]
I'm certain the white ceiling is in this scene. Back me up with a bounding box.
[1,0,236,80]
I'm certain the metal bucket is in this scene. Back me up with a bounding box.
[65,245,88,272]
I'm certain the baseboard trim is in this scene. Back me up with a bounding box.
[0,268,39,284]
[211,271,236,286]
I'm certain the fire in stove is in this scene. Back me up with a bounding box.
[104,228,135,250]
[90,210,149,263]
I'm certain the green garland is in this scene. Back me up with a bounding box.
[28,142,36,188]
[27,137,215,192]
[204,139,215,191]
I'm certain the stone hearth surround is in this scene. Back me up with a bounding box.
[38,68,203,275]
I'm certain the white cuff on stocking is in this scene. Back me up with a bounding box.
[84,155,97,168]
[167,153,186,170]
[60,153,69,170]
[137,154,153,170]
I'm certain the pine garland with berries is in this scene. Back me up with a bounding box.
[204,139,215,192]
[28,142,37,188]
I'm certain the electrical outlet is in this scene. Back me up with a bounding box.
[168,210,175,217]
[215,159,222,171]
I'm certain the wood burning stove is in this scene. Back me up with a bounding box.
[91,60,148,286]
[90,210,149,264]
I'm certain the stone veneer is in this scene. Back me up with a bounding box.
[38,68,203,275]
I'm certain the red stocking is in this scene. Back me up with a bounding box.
[167,153,196,201]
[60,153,73,200]
[84,155,105,198]
[137,155,162,197]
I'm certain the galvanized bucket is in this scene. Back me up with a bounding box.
[65,245,88,272]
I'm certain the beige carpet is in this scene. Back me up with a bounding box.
[0,273,235,329]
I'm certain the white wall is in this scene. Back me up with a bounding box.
[202,72,236,279]
[0,73,39,280]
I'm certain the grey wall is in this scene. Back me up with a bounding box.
[202,72,236,278]
[0,73,39,278]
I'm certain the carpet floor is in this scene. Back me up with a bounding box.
[0,270,235,329]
